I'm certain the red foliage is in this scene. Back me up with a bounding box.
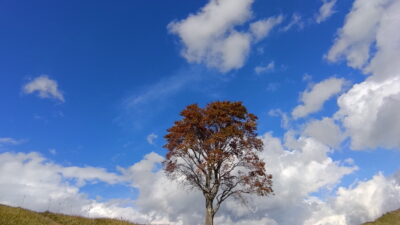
[163,101,273,224]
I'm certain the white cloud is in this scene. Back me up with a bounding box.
[332,173,400,225]
[3,131,356,225]
[364,0,400,81]
[255,61,275,74]
[23,75,65,102]
[0,152,152,223]
[303,73,313,82]
[215,31,252,72]
[327,0,400,150]
[0,137,23,146]
[2,136,399,225]
[214,132,356,225]
[0,152,122,188]
[168,0,252,73]
[335,77,400,150]
[305,172,400,225]
[303,117,345,148]
[121,132,357,225]
[146,133,158,145]
[261,132,356,199]
[119,152,203,224]
[121,67,203,109]
[316,0,337,23]
[169,0,281,73]
[269,109,290,129]
[250,15,283,41]
[281,14,304,32]
[292,77,346,119]
[325,0,393,70]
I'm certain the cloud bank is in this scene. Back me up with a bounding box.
[1,131,398,225]
[328,0,400,150]
[0,152,150,222]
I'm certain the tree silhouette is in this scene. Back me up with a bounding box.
[163,101,273,225]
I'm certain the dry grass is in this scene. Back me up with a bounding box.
[362,209,400,225]
[0,204,137,225]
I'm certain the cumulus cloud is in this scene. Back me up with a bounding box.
[326,0,382,68]
[23,75,65,102]
[169,0,282,73]
[327,0,400,150]
[0,152,152,223]
[316,0,337,23]
[364,0,400,81]
[292,77,346,119]
[248,133,356,225]
[333,173,400,224]
[1,134,356,225]
[119,152,204,224]
[305,172,400,225]
[335,77,400,150]
[121,132,357,225]
[303,117,345,148]
[263,133,355,196]
[326,0,398,74]
[2,135,399,225]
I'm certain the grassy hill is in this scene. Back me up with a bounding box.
[0,204,137,225]
[362,209,400,225]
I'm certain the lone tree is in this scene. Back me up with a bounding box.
[163,101,273,225]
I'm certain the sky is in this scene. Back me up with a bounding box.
[1,0,400,224]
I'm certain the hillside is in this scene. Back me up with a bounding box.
[362,209,400,225]
[0,204,137,225]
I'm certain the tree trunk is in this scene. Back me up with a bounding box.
[205,199,214,225]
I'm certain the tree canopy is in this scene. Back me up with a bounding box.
[163,101,273,225]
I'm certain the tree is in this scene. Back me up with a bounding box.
[163,101,273,225]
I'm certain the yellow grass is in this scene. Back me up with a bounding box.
[0,204,137,225]
[362,209,400,225]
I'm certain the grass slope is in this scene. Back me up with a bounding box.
[362,209,400,225]
[0,204,137,225]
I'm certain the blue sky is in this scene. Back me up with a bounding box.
[1,0,400,224]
